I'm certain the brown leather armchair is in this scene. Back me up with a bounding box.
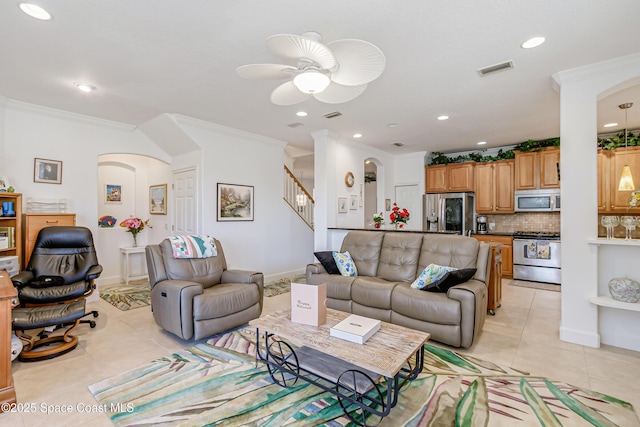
[145,238,264,340]
[11,226,102,360]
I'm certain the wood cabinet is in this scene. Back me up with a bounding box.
[475,160,514,214]
[486,243,502,315]
[0,193,22,268]
[598,147,640,213]
[0,273,17,412]
[23,213,76,268]
[514,148,560,190]
[473,234,513,278]
[425,162,474,193]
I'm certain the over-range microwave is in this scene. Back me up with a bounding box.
[514,189,561,212]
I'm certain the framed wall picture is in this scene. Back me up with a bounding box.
[105,184,122,203]
[217,183,254,221]
[385,198,391,211]
[149,184,167,215]
[359,184,364,207]
[338,197,348,213]
[349,195,358,210]
[34,158,62,184]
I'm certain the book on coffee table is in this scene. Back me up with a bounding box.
[330,314,381,344]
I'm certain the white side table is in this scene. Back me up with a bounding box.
[120,247,148,285]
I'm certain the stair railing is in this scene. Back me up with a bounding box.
[283,165,314,230]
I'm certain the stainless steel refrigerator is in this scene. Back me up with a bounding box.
[423,192,475,235]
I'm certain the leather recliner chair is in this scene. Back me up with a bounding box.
[145,238,264,340]
[11,226,102,360]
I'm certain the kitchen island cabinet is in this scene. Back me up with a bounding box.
[472,234,513,278]
[475,160,514,214]
[425,162,474,193]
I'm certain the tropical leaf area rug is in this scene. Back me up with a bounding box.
[264,275,306,298]
[99,282,151,311]
[89,328,638,426]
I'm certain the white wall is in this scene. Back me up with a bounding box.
[173,116,314,280]
[553,52,640,351]
[2,101,171,290]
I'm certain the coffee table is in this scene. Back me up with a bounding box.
[249,308,430,426]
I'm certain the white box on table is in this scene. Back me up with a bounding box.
[290,282,327,326]
[330,314,381,344]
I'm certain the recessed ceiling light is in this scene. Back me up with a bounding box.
[387,123,399,128]
[296,111,307,117]
[521,37,546,49]
[74,82,96,92]
[477,141,487,145]
[604,122,618,128]
[437,115,450,121]
[353,133,363,139]
[19,3,52,20]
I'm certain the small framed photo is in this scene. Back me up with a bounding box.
[0,177,9,191]
[385,199,391,211]
[217,183,254,221]
[105,184,122,203]
[349,195,358,210]
[338,197,348,213]
[34,158,62,184]
[149,184,167,215]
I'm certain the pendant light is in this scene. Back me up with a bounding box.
[618,102,635,191]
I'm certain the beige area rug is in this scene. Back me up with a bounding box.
[99,281,151,311]
[509,279,561,292]
[264,274,306,297]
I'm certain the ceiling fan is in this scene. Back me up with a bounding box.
[236,32,386,105]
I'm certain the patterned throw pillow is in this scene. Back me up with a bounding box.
[411,263,458,290]
[332,251,358,277]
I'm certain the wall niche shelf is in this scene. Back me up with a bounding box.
[589,296,640,312]
[587,238,640,247]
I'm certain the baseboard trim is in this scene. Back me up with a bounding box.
[559,326,600,348]
[264,269,306,285]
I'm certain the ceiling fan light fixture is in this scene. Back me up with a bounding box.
[293,70,330,94]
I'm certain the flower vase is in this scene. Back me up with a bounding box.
[132,234,138,247]
[374,222,381,229]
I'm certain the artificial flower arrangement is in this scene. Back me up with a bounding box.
[373,212,385,228]
[120,216,151,246]
[389,203,410,229]
[629,189,640,210]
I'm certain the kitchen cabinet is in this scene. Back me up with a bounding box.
[23,213,76,268]
[514,147,560,190]
[0,193,22,269]
[474,160,514,214]
[598,146,640,213]
[472,234,513,278]
[425,162,474,193]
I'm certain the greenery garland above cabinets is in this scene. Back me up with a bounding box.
[597,130,640,151]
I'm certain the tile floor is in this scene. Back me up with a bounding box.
[2,279,640,425]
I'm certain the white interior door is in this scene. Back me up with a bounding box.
[395,184,420,231]
[172,168,197,236]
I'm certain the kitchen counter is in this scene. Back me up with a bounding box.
[471,231,514,236]
[329,227,460,234]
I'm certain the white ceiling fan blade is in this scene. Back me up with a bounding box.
[236,64,297,79]
[267,34,336,70]
[313,82,368,104]
[270,81,312,105]
[327,39,386,86]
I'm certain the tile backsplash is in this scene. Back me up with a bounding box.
[485,212,560,233]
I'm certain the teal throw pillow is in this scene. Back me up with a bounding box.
[332,251,358,277]
[411,263,458,290]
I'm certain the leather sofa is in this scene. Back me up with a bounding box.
[306,231,491,348]
[145,238,264,340]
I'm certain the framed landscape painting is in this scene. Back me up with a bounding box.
[149,184,167,215]
[217,183,254,221]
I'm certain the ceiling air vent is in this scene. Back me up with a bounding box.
[323,111,342,119]
[287,122,304,128]
[477,60,514,76]
[392,142,404,147]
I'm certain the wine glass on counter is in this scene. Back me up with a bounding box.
[621,216,636,240]
[601,215,620,239]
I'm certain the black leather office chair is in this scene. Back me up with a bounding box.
[11,226,102,361]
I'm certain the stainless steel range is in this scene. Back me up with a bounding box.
[512,231,561,285]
